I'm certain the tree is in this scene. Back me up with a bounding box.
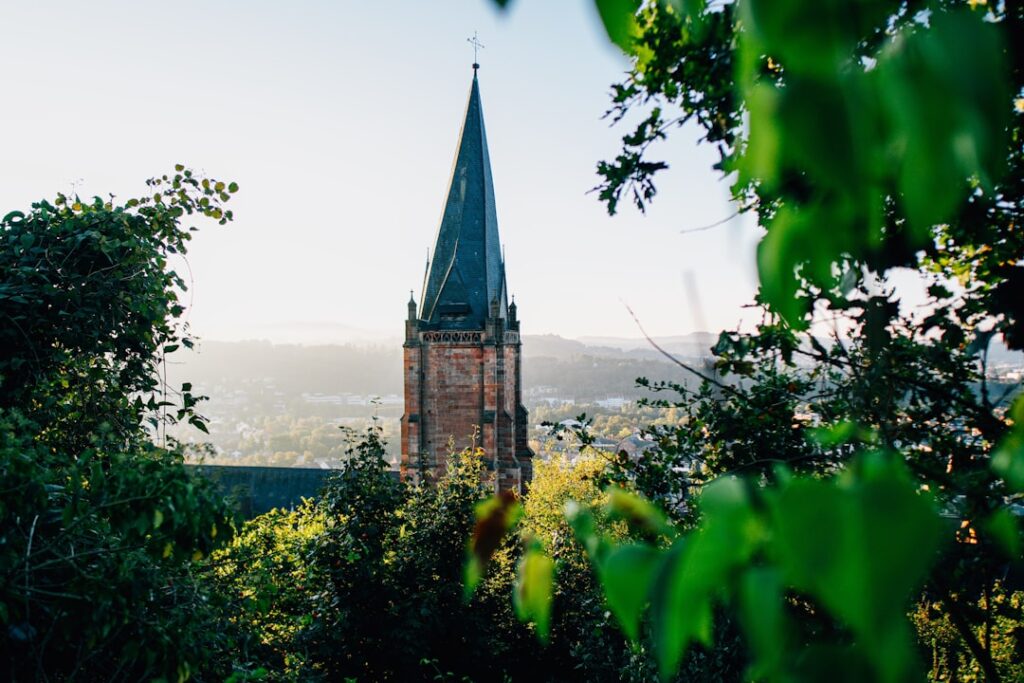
[595,0,1021,345]
[476,1,1024,681]
[0,168,239,681]
[206,434,523,681]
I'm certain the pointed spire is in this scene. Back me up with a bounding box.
[407,290,417,322]
[420,68,507,329]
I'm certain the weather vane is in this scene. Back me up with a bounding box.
[467,31,484,70]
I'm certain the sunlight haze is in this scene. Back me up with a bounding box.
[0,0,761,343]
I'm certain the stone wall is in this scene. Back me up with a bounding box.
[400,327,532,492]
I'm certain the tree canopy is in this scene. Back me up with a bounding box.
[0,169,240,681]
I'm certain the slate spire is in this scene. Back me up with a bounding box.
[420,68,507,329]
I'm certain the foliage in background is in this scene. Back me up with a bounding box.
[0,170,239,681]
[515,454,642,681]
[206,434,525,681]
[211,443,744,682]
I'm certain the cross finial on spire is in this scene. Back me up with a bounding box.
[467,31,484,71]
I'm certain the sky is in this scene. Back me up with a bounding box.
[0,0,763,343]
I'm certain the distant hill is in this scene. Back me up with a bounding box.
[522,334,592,359]
[166,334,713,405]
[523,333,717,362]
[169,332,1020,407]
[165,340,403,396]
[576,333,718,359]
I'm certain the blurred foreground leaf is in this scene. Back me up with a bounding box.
[514,545,555,643]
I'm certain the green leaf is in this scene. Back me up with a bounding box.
[993,442,1024,491]
[688,479,764,579]
[755,205,811,328]
[644,477,760,679]
[190,417,210,434]
[598,543,661,641]
[745,0,849,75]
[739,83,781,188]
[768,454,941,681]
[777,74,869,194]
[984,508,1021,559]
[809,420,859,447]
[993,398,1024,491]
[514,546,555,643]
[594,0,639,53]
[880,10,1009,236]
[739,568,787,681]
[564,500,610,562]
[648,538,710,679]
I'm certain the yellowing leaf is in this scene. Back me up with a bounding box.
[465,491,522,600]
[606,487,671,536]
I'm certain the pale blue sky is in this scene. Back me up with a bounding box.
[1,0,762,342]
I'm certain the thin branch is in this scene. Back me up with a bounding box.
[24,514,39,668]
[679,204,753,234]
[992,379,1022,409]
[624,303,743,398]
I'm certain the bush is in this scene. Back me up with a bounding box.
[0,171,238,681]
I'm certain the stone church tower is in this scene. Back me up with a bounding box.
[400,66,532,493]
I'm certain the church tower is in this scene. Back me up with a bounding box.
[400,65,532,493]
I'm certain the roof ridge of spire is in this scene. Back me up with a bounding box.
[419,68,507,330]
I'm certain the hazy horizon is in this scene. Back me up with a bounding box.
[185,319,724,346]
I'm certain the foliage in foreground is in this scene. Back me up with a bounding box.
[473,0,1024,681]
[0,170,240,681]
[206,434,506,681]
